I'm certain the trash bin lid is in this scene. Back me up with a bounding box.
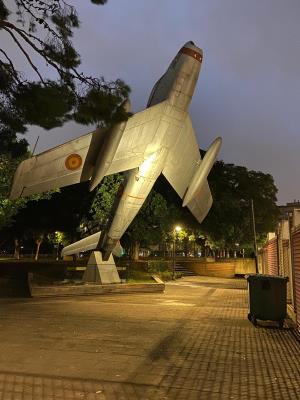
[246,274,289,282]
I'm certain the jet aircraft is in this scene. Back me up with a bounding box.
[10,41,222,260]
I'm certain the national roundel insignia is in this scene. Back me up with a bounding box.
[65,153,82,170]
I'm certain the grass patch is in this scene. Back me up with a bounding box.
[125,268,155,283]
[118,259,182,283]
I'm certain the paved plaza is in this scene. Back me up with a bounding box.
[0,276,299,399]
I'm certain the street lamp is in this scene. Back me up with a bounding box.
[172,225,182,279]
[251,199,259,273]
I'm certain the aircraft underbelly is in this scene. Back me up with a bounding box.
[107,148,168,241]
[105,108,188,244]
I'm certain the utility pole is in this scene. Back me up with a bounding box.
[172,238,176,280]
[251,199,259,273]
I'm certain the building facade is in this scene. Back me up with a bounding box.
[258,203,300,332]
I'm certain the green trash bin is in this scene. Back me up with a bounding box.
[246,274,289,328]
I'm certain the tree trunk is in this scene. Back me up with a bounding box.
[35,238,43,261]
[14,238,21,259]
[130,241,140,261]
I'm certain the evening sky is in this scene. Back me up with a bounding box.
[3,0,300,204]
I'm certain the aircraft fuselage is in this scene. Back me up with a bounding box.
[101,41,203,258]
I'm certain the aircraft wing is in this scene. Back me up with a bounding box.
[61,231,123,257]
[9,131,95,199]
[10,101,169,199]
[162,115,212,223]
[61,232,101,256]
[101,101,169,177]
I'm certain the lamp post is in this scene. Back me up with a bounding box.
[54,231,62,261]
[172,226,182,279]
[251,199,259,273]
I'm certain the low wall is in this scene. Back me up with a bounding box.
[0,267,31,297]
[233,258,256,275]
[183,261,236,278]
[178,258,255,278]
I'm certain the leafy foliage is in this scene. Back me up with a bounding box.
[0,154,26,229]
[0,155,279,257]
[91,0,107,4]
[13,81,76,129]
[48,230,68,247]
[86,174,124,232]
[0,182,93,256]
[0,152,54,231]
[0,1,8,20]
[125,162,279,255]
[201,161,279,248]
[126,191,169,247]
[0,128,27,157]
[0,0,133,251]
[0,0,130,137]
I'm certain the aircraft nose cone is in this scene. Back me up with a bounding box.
[184,40,196,48]
[182,41,202,56]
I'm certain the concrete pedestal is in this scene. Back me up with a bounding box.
[83,251,121,284]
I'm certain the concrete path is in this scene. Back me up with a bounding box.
[0,276,299,399]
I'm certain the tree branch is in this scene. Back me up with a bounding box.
[0,16,115,92]
[2,27,46,84]
[17,0,64,41]
[2,21,83,84]
[0,49,22,84]
[1,20,51,50]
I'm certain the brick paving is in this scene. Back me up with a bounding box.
[0,276,299,399]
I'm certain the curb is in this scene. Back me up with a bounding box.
[30,282,165,297]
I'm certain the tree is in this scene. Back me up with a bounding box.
[124,191,170,260]
[0,136,57,257]
[0,0,132,256]
[117,173,209,260]
[84,174,125,234]
[0,128,27,157]
[0,150,54,232]
[201,161,279,252]
[122,162,279,259]
[0,129,30,254]
[0,0,130,143]
[0,153,26,230]
[48,230,68,260]
[1,182,93,254]
[34,232,44,261]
